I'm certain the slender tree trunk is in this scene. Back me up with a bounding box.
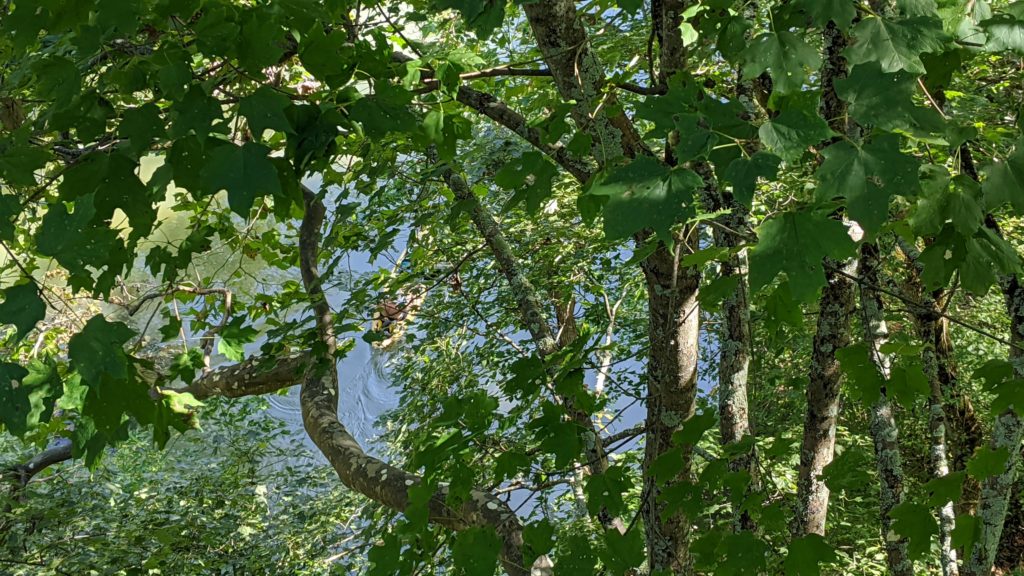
[640,241,701,574]
[794,20,856,537]
[857,242,914,576]
[899,238,960,576]
[964,269,1024,575]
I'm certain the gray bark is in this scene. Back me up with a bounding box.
[964,271,1024,576]
[857,242,913,576]
[640,241,701,574]
[899,238,959,576]
[795,21,856,538]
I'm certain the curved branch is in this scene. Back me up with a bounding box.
[296,187,529,576]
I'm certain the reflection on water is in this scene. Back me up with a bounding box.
[264,340,400,456]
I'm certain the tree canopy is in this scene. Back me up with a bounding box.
[1,0,1024,574]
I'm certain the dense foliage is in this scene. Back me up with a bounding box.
[1,0,1024,574]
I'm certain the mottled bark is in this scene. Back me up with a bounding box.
[297,190,529,575]
[857,242,913,576]
[640,242,701,574]
[520,0,643,162]
[795,22,856,538]
[455,86,593,183]
[995,475,1024,572]
[964,272,1024,576]
[181,353,310,399]
[899,239,960,576]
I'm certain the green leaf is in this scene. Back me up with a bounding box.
[522,520,555,567]
[599,528,645,574]
[0,135,50,187]
[845,16,948,74]
[759,92,835,161]
[922,471,966,507]
[699,275,741,313]
[587,156,702,242]
[299,27,355,86]
[240,86,295,138]
[584,466,632,519]
[784,534,839,576]
[815,135,920,236]
[238,11,285,75]
[748,209,857,301]
[967,446,1010,480]
[836,342,885,405]
[119,103,167,158]
[889,502,939,560]
[0,360,60,437]
[58,151,159,240]
[835,62,923,131]
[912,167,984,236]
[741,31,820,94]
[36,194,129,293]
[897,0,938,17]
[495,152,558,214]
[980,14,1024,54]
[792,0,857,29]
[217,317,259,362]
[201,142,282,217]
[68,315,136,384]
[0,283,45,342]
[724,152,781,207]
[434,0,505,39]
[170,86,223,139]
[982,137,1024,213]
[452,526,501,576]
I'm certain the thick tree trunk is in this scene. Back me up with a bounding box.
[521,1,642,162]
[795,258,857,537]
[640,242,701,574]
[964,272,1024,576]
[857,242,914,576]
[794,18,856,538]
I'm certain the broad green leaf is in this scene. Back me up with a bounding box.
[724,152,781,207]
[452,527,501,576]
[240,86,295,138]
[836,343,885,405]
[923,471,966,507]
[585,465,632,518]
[68,315,136,383]
[919,224,1021,294]
[792,0,857,29]
[58,151,158,240]
[238,11,285,75]
[588,156,701,242]
[784,534,839,576]
[434,0,505,39]
[982,137,1024,213]
[759,92,835,161]
[889,502,939,560]
[522,520,555,568]
[217,317,259,362]
[170,86,223,139]
[0,283,45,342]
[912,167,984,236]
[749,209,857,301]
[0,360,60,437]
[980,14,1024,54]
[741,31,820,94]
[599,528,645,574]
[119,103,167,158]
[897,0,938,17]
[845,16,948,73]
[0,135,50,186]
[835,63,921,131]
[967,446,1010,479]
[815,135,920,236]
[496,152,558,213]
[36,194,128,293]
[201,142,282,217]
